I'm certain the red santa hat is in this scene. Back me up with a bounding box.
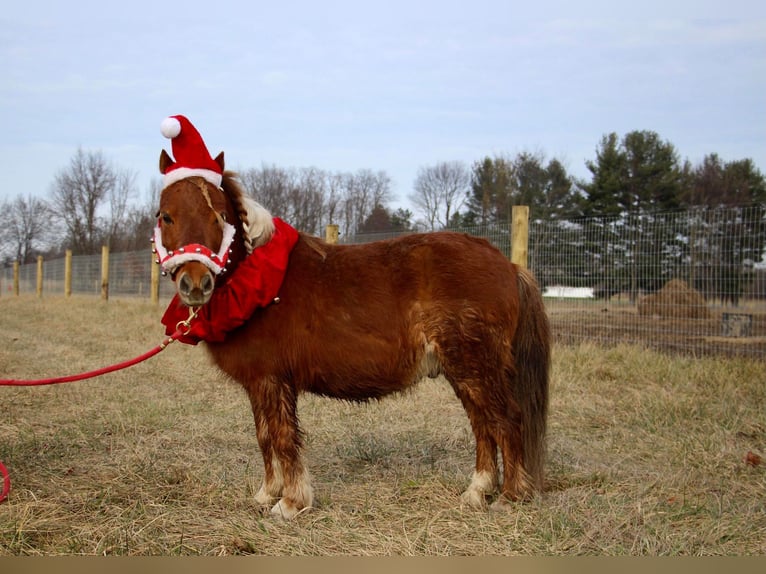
[160,115,223,188]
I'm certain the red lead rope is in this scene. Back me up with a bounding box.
[0,461,9,504]
[0,338,175,387]
[0,308,199,503]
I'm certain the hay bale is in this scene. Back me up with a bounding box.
[637,279,711,319]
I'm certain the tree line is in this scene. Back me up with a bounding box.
[2,129,765,302]
[0,148,160,264]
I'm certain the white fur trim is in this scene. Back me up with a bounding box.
[164,251,225,275]
[153,225,167,261]
[160,116,181,139]
[163,167,222,189]
[217,220,237,264]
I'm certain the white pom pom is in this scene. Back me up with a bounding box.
[160,116,181,139]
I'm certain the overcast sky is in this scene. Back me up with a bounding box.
[1,0,764,209]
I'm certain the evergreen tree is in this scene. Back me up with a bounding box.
[622,130,682,211]
[544,158,581,220]
[464,156,514,224]
[579,133,626,217]
[357,203,394,234]
[580,130,682,215]
[389,208,415,232]
[577,131,685,300]
[681,154,766,304]
[464,152,577,224]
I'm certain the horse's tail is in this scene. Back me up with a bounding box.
[513,266,551,493]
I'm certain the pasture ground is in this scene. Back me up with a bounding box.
[545,297,766,359]
[0,296,764,555]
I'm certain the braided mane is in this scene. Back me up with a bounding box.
[221,171,275,252]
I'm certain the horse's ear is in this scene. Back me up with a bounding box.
[159,149,176,174]
[214,151,225,172]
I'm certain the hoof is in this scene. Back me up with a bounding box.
[270,498,310,520]
[460,470,497,509]
[489,496,514,512]
[254,487,278,506]
[460,488,489,509]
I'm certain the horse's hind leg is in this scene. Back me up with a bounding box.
[453,381,531,508]
[459,406,499,508]
[493,397,534,508]
[442,370,499,507]
[445,354,530,508]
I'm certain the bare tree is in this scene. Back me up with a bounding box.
[241,165,326,235]
[241,165,392,237]
[409,161,470,230]
[340,169,392,236]
[240,164,293,221]
[115,178,163,252]
[291,167,327,235]
[325,172,344,230]
[50,148,137,254]
[104,169,137,248]
[0,194,54,263]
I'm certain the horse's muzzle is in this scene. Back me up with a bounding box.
[177,263,215,307]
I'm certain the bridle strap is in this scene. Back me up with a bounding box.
[195,178,228,231]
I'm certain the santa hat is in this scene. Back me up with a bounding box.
[160,115,223,188]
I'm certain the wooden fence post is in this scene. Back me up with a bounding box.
[150,249,160,305]
[325,224,339,245]
[511,205,529,269]
[101,245,109,301]
[65,249,72,297]
[36,256,43,298]
[13,261,19,296]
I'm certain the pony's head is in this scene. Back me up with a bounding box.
[155,116,273,307]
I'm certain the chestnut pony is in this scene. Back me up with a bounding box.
[157,152,550,519]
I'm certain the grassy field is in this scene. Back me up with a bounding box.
[0,295,764,555]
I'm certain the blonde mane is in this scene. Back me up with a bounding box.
[221,171,275,252]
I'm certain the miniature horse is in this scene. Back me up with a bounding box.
[156,152,550,519]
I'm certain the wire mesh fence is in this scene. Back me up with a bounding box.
[3,206,764,359]
[529,206,765,358]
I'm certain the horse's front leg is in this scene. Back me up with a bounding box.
[249,377,313,519]
[249,406,283,506]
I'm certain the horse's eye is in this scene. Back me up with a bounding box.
[161,213,173,225]
[220,212,227,222]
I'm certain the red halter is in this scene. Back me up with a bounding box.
[151,218,237,277]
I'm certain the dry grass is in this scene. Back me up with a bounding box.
[0,295,764,555]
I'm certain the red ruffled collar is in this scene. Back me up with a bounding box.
[160,218,299,344]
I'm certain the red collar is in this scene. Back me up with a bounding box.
[161,218,299,344]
